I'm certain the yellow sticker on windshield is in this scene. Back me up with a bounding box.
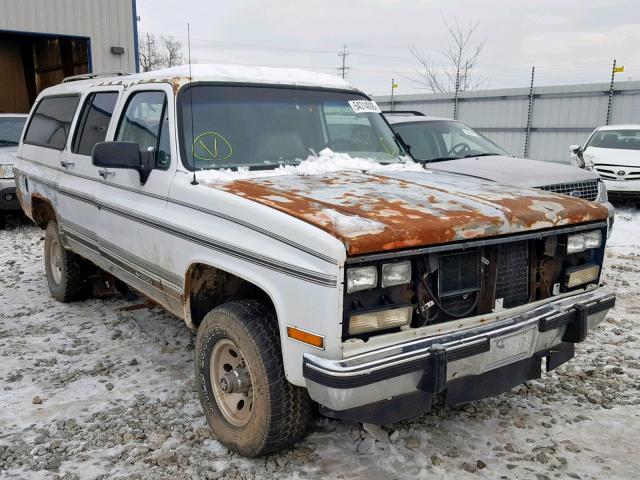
[193,132,233,161]
[379,137,398,157]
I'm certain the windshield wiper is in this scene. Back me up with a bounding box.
[421,156,458,164]
[463,152,500,158]
[0,140,18,146]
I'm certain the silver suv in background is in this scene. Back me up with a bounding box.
[571,125,640,198]
[386,112,615,232]
[0,114,28,228]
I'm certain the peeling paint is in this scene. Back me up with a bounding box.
[210,170,609,256]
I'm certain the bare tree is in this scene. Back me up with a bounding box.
[139,33,163,72]
[161,36,185,67]
[409,17,486,93]
[138,33,186,72]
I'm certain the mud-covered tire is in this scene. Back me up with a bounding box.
[44,220,92,302]
[195,299,312,457]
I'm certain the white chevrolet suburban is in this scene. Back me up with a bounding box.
[15,65,615,457]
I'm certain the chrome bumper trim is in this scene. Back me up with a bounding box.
[303,286,615,410]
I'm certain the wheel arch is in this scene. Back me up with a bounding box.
[30,194,59,229]
[182,261,281,331]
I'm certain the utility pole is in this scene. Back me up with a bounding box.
[524,66,536,158]
[338,45,350,79]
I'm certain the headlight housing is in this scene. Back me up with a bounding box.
[0,164,14,179]
[595,180,608,203]
[346,266,378,293]
[381,261,411,287]
[566,230,602,254]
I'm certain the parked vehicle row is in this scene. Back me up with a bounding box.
[14,65,615,457]
[0,113,28,228]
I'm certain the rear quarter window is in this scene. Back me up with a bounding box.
[24,95,80,150]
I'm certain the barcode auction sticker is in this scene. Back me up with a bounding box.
[348,100,381,114]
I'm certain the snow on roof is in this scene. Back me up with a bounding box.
[50,63,358,94]
[596,124,640,130]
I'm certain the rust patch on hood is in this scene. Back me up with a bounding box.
[208,170,609,256]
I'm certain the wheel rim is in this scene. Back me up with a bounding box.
[210,339,254,427]
[49,238,63,284]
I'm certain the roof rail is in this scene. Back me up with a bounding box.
[381,110,426,116]
[62,71,131,83]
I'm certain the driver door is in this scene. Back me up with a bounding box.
[96,83,180,311]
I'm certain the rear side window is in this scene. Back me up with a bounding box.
[24,96,80,149]
[73,92,119,156]
[116,91,171,168]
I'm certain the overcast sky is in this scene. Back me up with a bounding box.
[137,0,640,95]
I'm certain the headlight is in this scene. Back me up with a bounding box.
[565,264,600,289]
[381,261,411,287]
[0,164,14,179]
[349,306,412,335]
[596,180,608,203]
[567,230,602,254]
[346,266,378,293]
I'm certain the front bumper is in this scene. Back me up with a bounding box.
[603,178,640,196]
[0,180,20,211]
[303,286,615,415]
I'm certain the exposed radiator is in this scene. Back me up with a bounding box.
[495,241,530,308]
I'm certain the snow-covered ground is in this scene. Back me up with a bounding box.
[0,205,639,480]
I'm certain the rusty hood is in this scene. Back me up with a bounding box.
[211,170,609,256]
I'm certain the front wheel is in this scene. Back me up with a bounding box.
[195,300,312,457]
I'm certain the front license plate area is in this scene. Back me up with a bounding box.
[487,326,536,369]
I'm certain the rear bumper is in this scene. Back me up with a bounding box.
[0,180,20,211]
[303,286,615,415]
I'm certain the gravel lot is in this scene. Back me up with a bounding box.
[1,206,639,480]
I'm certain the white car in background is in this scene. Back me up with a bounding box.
[571,125,640,198]
[0,114,28,228]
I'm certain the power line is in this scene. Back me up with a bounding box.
[338,45,350,79]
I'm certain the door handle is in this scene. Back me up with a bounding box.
[98,168,115,179]
[60,160,75,169]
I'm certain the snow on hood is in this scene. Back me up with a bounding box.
[196,149,425,183]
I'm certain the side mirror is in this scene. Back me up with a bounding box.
[569,144,582,155]
[92,141,152,183]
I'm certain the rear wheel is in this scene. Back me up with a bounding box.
[0,212,6,230]
[44,220,92,302]
[195,299,312,457]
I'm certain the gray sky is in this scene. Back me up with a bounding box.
[137,0,640,95]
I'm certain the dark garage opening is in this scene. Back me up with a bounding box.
[0,31,90,114]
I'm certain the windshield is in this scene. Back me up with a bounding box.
[179,85,404,170]
[586,129,640,151]
[0,117,27,146]
[392,120,508,162]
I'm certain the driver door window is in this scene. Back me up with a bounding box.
[116,91,171,169]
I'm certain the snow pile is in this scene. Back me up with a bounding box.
[197,149,425,184]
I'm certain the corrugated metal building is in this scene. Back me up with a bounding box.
[375,81,640,163]
[0,0,139,113]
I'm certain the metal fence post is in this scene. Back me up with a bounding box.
[605,59,616,125]
[523,66,535,158]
